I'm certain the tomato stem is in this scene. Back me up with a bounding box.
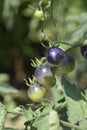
[65,42,82,53]
[60,120,82,130]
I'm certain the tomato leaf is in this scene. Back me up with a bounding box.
[81,89,87,100]
[61,76,87,124]
[51,78,64,103]
[32,109,59,130]
[48,110,60,130]
[79,119,87,130]
[0,83,18,93]
[33,115,50,130]
[23,108,33,121]
[0,102,7,130]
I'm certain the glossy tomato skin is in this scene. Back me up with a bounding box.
[80,45,87,59]
[34,65,56,88]
[28,84,46,102]
[58,55,75,74]
[46,47,65,66]
[34,9,45,21]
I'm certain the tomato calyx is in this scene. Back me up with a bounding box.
[31,57,47,68]
[24,76,37,88]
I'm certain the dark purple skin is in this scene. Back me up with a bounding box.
[80,45,87,59]
[46,47,65,66]
[34,65,56,87]
[64,55,75,65]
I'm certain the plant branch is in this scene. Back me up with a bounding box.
[60,120,82,130]
[50,0,56,27]
[65,43,82,53]
[7,110,23,115]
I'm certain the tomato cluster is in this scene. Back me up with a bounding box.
[25,33,87,102]
[26,45,78,102]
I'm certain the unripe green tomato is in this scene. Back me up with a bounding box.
[58,55,75,74]
[28,84,46,102]
[34,9,45,21]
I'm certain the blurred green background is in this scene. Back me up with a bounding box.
[0,0,87,109]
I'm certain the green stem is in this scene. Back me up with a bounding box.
[7,111,23,115]
[40,24,52,47]
[0,103,7,130]
[65,43,82,53]
[59,41,73,46]
[50,0,53,18]
[54,102,67,111]
[59,41,83,50]
[41,21,44,33]
[58,102,67,110]
[60,120,82,130]
[50,0,56,27]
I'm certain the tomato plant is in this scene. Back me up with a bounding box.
[1,0,87,130]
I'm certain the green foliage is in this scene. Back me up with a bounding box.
[23,107,33,121]
[62,77,87,124]
[3,128,18,130]
[0,103,7,130]
[79,119,87,130]
[51,78,64,104]
[32,110,59,130]
[0,83,18,93]
[1,75,87,129]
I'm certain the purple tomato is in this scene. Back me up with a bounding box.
[34,65,56,88]
[46,47,65,66]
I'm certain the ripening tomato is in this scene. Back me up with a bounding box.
[34,65,56,88]
[28,84,46,102]
[58,55,75,74]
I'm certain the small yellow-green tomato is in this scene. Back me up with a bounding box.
[28,84,46,102]
[34,9,45,21]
